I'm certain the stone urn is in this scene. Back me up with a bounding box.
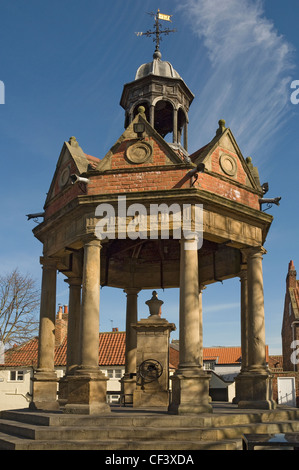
[145,291,164,318]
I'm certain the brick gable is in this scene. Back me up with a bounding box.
[282,260,299,371]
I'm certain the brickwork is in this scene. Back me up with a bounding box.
[281,261,299,371]
[45,130,260,220]
[271,371,299,407]
[55,306,68,348]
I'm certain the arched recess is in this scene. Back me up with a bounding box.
[154,100,174,138]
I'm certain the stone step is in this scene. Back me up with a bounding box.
[0,406,298,451]
[0,432,241,450]
[0,417,299,443]
[2,407,299,428]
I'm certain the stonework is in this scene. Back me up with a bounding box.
[29,43,276,413]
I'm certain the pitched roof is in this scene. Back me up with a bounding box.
[98,332,126,365]
[203,346,269,364]
[3,338,39,367]
[1,333,269,368]
[0,332,126,368]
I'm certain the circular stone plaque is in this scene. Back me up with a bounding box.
[59,166,70,187]
[126,141,152,164]
[219,154,237,177]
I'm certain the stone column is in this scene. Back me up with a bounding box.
[238,246,276,409]
[198,285,205,368]
[233,260,249,403]
[247,247,267,370]
[183,121,188,152]
[65,238,110,414]
[120,288,140,403]
[58,277,82,405]
[30,257,59,410]
[168,238,212,414]
[239,264,249,372]
[150,105,155,127]
[173,108,178,144]
[65,277,82,373]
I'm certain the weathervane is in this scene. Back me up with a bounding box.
[136,9,176,54]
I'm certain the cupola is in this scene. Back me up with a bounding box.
[120,12,194,155]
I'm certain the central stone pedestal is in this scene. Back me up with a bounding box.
[168,368,212,415]
[64,370,110,415]
[132,291,175,408]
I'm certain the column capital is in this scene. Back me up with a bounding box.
[40,256,59,269]
[82,234,102,248]
[64,277,82,287]
[242,245,267,260]
[123,288,141,296]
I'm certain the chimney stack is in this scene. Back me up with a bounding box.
[55,305,68,347]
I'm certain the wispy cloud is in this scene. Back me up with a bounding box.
[203,302,239,315]
[178,0,295,161]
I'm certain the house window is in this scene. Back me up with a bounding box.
[107,369,123,379]
[204,361,215,371]
[9,370,24,381]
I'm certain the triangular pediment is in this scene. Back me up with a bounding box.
[190,123,261,192]
[95,112,184,172]
[44,137,90,207]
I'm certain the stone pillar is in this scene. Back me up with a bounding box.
[168,239,212,414]
[198,285,205,367]
[64,238,110,414]
[150,105,155,127]
[58,277,82,405]
[233,260,249,403]
[183,121,188,152]
[173,108,178,144]
[120,288,140,403]
[65,277,82,373]
[30,257,59,410]
[238,246,276,409]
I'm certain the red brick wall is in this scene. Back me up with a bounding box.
[45,138,260,217]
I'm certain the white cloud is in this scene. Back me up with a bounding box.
[203,302,240,314]
[179,0,295,161]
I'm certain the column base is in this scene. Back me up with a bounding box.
[63,370,110,414]
[120,375,136,405]
[30,371,59,411]
[236,370,276,410]
[168,368,212,415]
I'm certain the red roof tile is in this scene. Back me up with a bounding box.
[98,332,126,365]
[203,346,269,364]
[3,338,39,367]
[1,333,269,368]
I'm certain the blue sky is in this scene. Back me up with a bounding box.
[0,0,298,355]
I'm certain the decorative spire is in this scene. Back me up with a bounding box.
[136,9,176,59]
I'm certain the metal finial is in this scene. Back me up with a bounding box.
[135,9,176,57]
